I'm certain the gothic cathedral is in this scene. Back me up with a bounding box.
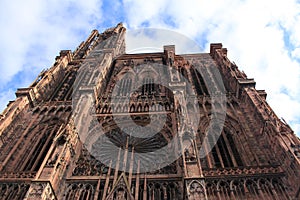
[0,23,299,200]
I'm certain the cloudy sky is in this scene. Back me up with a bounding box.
[0,0,299,137]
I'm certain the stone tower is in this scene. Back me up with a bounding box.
[0,23,299,200]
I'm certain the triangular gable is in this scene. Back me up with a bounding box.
[105,173,134,200]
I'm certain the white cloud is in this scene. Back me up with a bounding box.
[269,92,300,122]
[126,28,202,54]
[0,0,103,85]
[123,0,300,137]
[0,0,104,117]
[0,89,15,113]
[292,48,300,59]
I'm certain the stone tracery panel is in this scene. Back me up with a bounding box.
[64,182,96,200]
[72,148,109,176]
[0,182,30,200]
[205,177,290,200]
[145,181,181,200]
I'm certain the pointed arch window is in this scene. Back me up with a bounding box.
[205,128,243,168]
[189,67,208,96]
[142,77,154,96]
[118,77,132,96]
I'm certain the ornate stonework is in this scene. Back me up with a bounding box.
[0,23,299,199]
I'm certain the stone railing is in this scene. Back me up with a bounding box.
[0,171,36,179]
[203,165,283,177]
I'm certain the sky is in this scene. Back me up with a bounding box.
[0,0,299,137]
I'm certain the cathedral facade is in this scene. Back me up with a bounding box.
[0,23,299,199]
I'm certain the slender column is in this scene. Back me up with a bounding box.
[94,178,101,200]
[180,135,188,177]
[35,137,57,179]
[143,174,147,200]
[230,189,237,200]
[102,160,112,199]
[134,160,140,200]
[201,99,214,168]
[193,139,204,177]
[31,125,58,170]
[122,136,129,172]
[270,186,280,200]
[222,132,238,167]
[217,190,222,200]
[218,134,233,167]
[203,138,213,168]
[212,135,225,168]
[113,148,121,185]
[128,147,135,187]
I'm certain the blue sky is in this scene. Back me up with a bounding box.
[0,0,299,137]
